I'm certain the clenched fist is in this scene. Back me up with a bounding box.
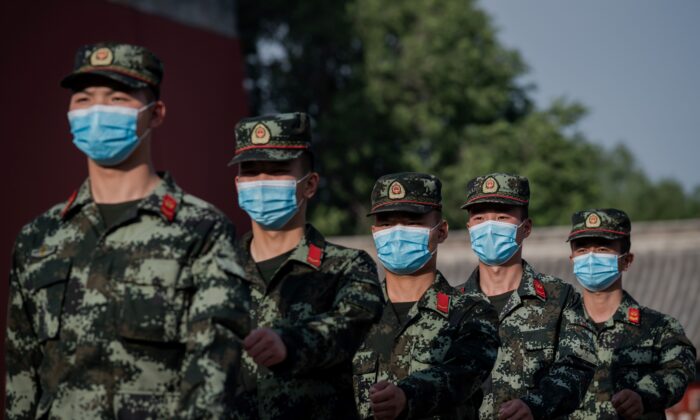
[243,328,287,367]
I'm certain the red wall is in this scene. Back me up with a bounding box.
[0,0,250,409]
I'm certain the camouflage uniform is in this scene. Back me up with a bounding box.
[566,209,697,419]
[354,273,499,420]
[459,173,597,419]
[5,43,250,420]
[354,173,500,419]
[5,173,250,419]
[229,113,384,419]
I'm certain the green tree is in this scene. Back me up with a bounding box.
[237,0,699,234]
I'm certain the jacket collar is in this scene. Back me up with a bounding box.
[61,172,184,224]
[239,223,327,290]
[464,260,545,300]
[464,260,545,320]
[382,270,454,325]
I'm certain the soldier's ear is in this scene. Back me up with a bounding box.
[149,100,166,129]
[519,218,533,241]
[620,253,634,271]
[302,172,320,199]
[437,219,449,243]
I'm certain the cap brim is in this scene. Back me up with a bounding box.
[366,203,436,217]
[461,196,528,209]
[567,230,629,242]
[228,148,305,166]
[60,70,149,90]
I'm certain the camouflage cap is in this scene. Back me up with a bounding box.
[461,173,530,209]
[61,42,163,92]
[567,208,631,242]
[367,172,442,216]
[229,112,312,165]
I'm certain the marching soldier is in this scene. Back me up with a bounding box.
[353,172,500,419]
[566,208,696,419]
[457,173,597,419]
[5,43,250,419]
[229,112,384,418]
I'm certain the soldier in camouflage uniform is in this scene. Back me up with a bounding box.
[353,172,500,419]
[565,208,696,419]
[228,112,384,418]
[457,173,597,419]
[5,42,250,419]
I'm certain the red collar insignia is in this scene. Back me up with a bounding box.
[60,190,78,219]
[437,292,450,314]
[307,243,323,268]
[160,194,178,222]
[628,308,640,325]
[533,279,547,300]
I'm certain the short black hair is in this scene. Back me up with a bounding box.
[300,151,315,173]
[619,236,631,254]
[520,206,529,221]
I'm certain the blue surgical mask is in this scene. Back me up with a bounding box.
[469,220,523,266]
[236,174,310,230]
[373,223,438,275]
[573,252,623,292]
[68,103,155,166]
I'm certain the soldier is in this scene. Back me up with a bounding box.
[353,172,500,419]
[228,112,384,418]
[457,173,597,420]
[5,42,250,419]
[566,208,696,419]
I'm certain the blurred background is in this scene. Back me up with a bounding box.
[1,0,698,415]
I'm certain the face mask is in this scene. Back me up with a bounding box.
[372,223,439,275]
[236,173,310,230]
[573,252,623,292]
[469,220,523,266]
[68,103,155,166]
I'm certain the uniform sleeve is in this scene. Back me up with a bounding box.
[270,251,384,375]
[520,288,597,419]
[5,246,42,420]
[397,299,500,418]
[634,317,697,413]
[177,220,251,419]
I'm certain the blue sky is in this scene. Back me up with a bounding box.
[480,0,700,192]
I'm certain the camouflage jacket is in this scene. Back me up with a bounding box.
[460,261,597,419]
[353,271,500,420]
[232,224,384,419]
[568,291,696,420]
[5,173,250,420]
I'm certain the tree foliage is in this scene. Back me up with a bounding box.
[237,0,699,234]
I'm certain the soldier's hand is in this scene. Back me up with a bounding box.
[498,399,534,420]
[243,328,287,367]
[369,380,407,420]
[612,389,643,419]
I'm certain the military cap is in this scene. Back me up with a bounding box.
[567,208,631,242]
[229,112,312,165]
[61,42,163,92]
[367,172,442,216]
[461,172,530,209]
